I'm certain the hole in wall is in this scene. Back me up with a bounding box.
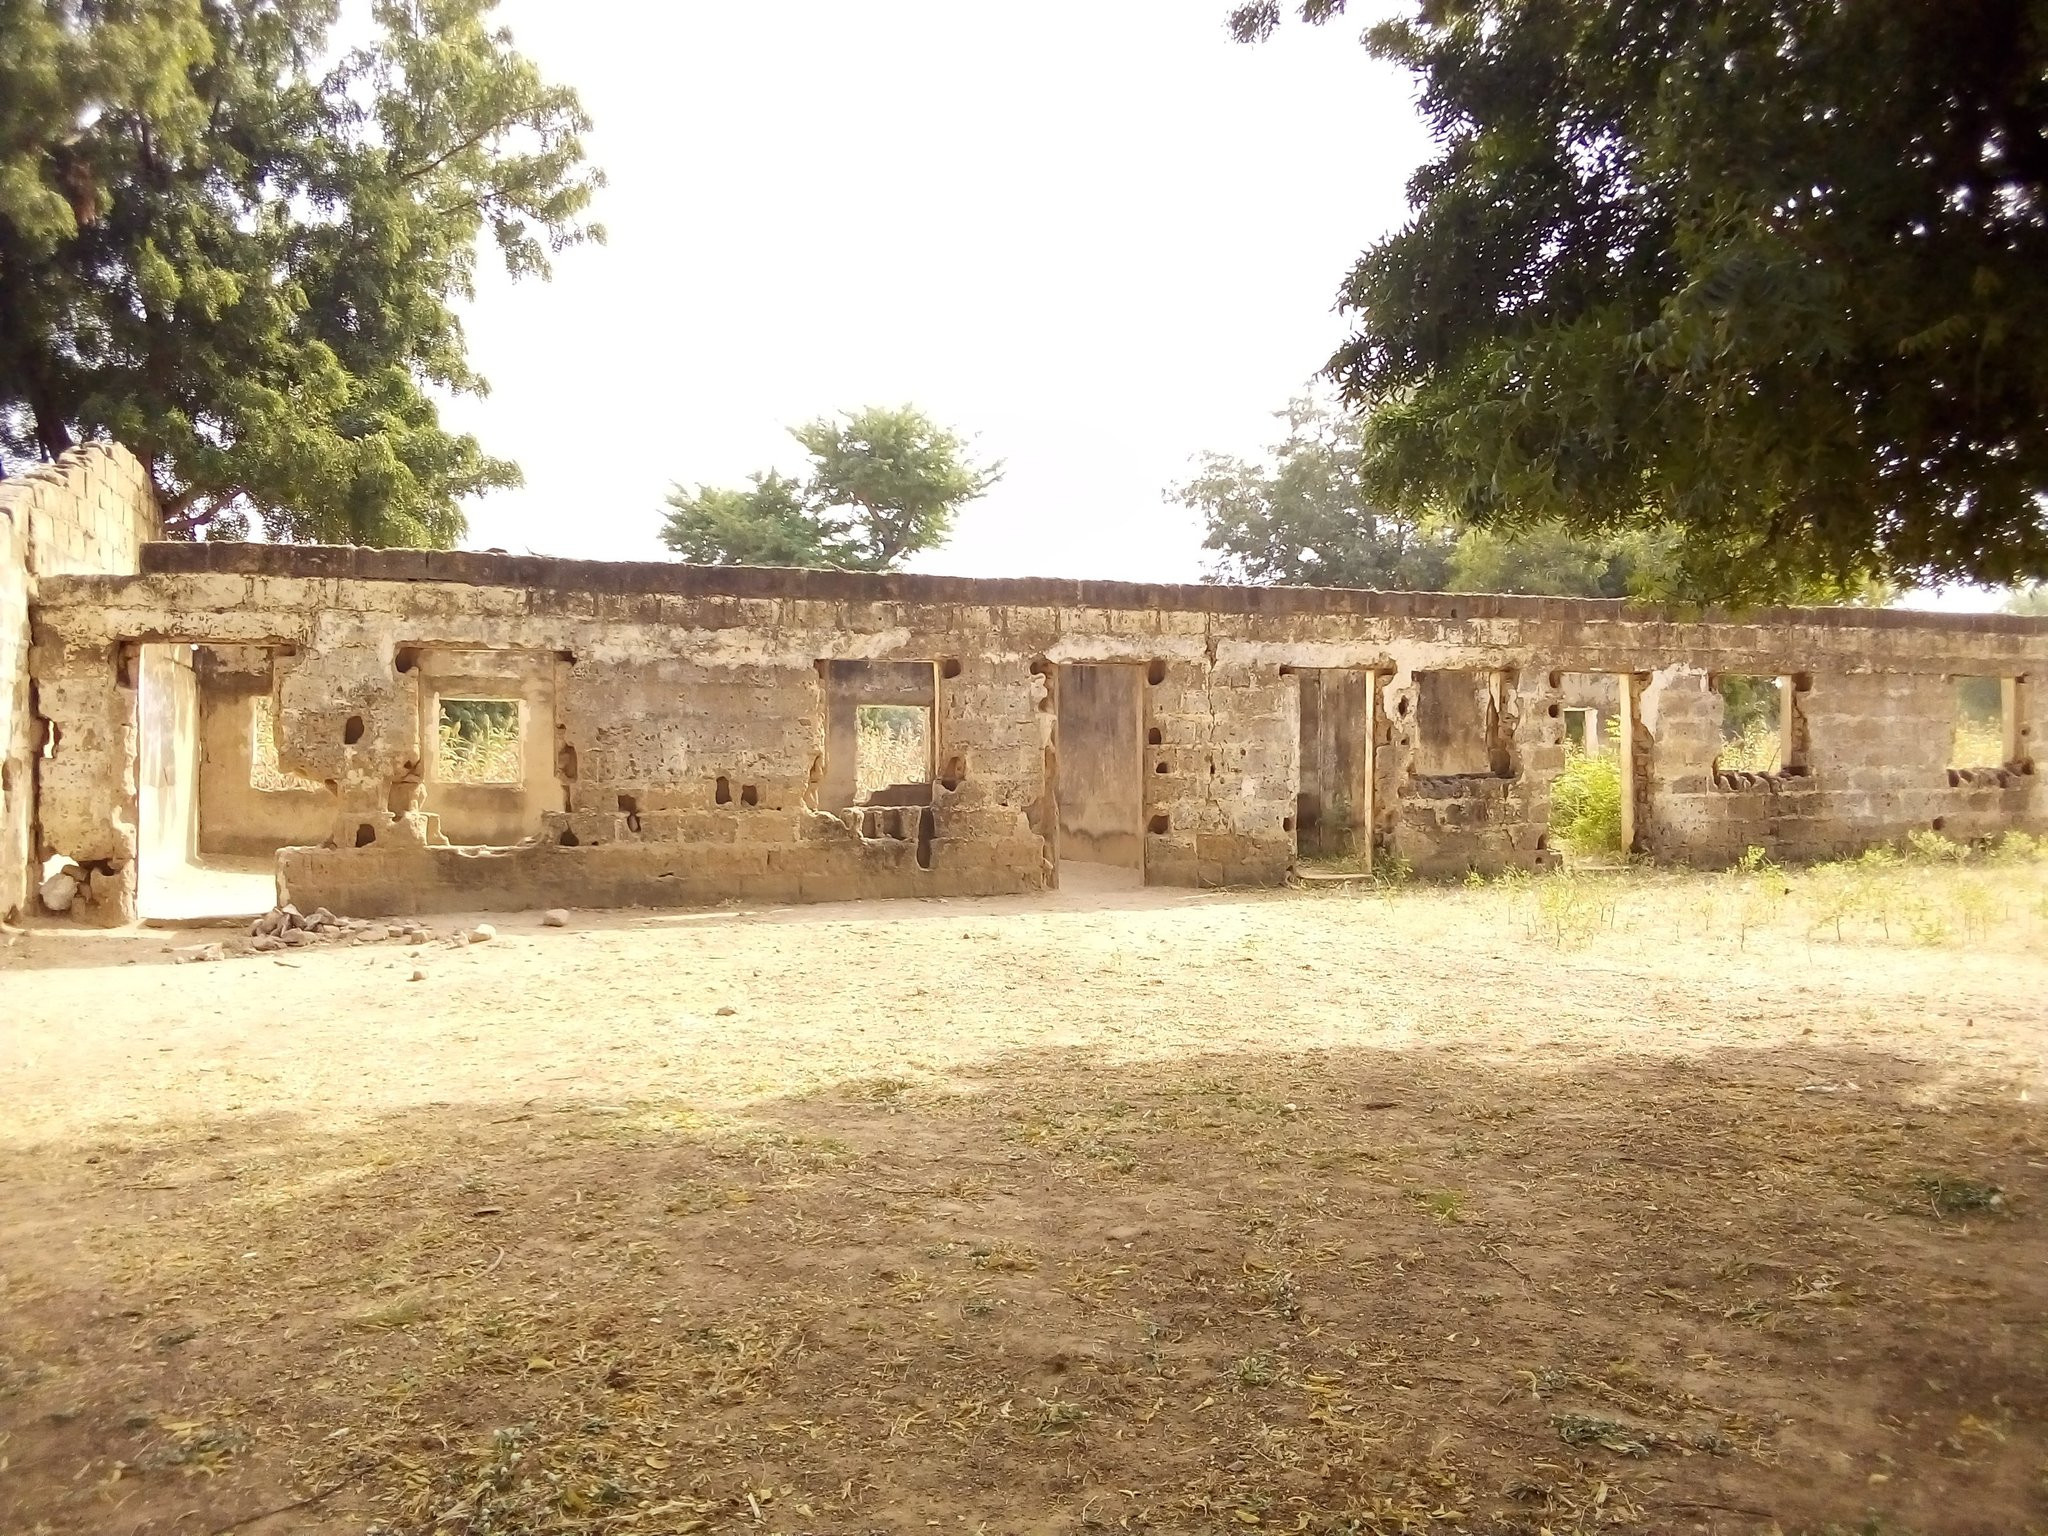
[1397,697,1411,718]
[355,823,377,847]
[1155,760,1168,774]
[559,828,580,847]
[1282,815,1295,833]
[1536,833,1550,852]
[116,646,137,689]
[1547,703,1561,719]
[394,646,419,673]
[1278,664,1295,677]
[1931,816,1947,832]
[1146,727,1162,746]
[941,658,962,679]
[558,649,577,666]
[343,714,365,745]
[715,775,731,805]
[1148,814,1170,835]
[939,755,965,791]
[915,806,934,870]
[740,784,759,807]
[618,793,638,815]
[557,744,578,780]
[41,721,59,760]
[1146,659,1167,686]
[1548,670,1563,689]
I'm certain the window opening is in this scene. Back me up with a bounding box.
[437,698,523,785]
[1713,675,1786,777]
[250,696,322,793]
[1561,707,1600,755]
[855,704,931,800]
[1951,676,2007,770]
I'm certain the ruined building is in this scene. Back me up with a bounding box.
[3,445,2043,924]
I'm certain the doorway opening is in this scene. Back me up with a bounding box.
[1055,663,1145,891]
[136,642,278,923]
[1293,668,1376,870]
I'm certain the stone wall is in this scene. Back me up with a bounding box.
[0,445,160,920]
[24,542,2048,921]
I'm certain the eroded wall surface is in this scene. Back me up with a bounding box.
[0,445,160,921]
[26,543,2048,921]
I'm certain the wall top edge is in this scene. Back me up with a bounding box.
[68,540,2046,639]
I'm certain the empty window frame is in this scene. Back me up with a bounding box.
[818,659,940,808]
[436,697,524,785]
[1712,674,1805,781]
[1950,676,2012,770]
[855,704,932,798]
[1412,669,1511,777]
[1561,707,1601,755]
[249,695,322,793]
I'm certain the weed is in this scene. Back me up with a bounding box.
[1552,1413,1651,1457]
[1232,1354,1276,1388]
[1407,1187,1465,1224]
[1549,741,1624,854]
[1915,1176,2006,1218]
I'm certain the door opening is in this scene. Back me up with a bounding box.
[1055,663,1145,891]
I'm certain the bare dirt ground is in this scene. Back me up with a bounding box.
[2,859,2045,1536]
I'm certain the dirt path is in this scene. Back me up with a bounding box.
[2,867,2044,1534]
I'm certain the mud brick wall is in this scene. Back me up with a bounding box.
[0,445,160,921]
[25,544,2048,921]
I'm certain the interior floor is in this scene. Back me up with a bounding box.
[137,855,276,926]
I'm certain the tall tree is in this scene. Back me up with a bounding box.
[0,0,601,545]
[661,406,1000,572]
[1229,1,2048,603]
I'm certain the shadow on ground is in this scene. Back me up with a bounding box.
[2,1035,2042,1536]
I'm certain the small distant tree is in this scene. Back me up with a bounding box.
[661,406,999,572]
[2007,584,2048,617]
[1173,396,1456,590]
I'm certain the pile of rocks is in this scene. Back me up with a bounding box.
[246,904,426,952]
[164,908,550,963]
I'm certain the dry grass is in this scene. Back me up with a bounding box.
[2,858,2046,1535]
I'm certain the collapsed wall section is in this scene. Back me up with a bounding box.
[1,445,160,922]
[23,543,2048,919]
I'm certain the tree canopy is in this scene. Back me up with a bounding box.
[0,0,601,545]
[1176,394,1692,599]
[1229,0,2048,602]
[661,407,1000,573]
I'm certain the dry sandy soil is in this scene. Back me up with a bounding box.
[2,858,2046,1536]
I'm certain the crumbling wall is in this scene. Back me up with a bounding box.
[25,545,2048,920]
[2,445,160,921]
[0,508,28,921]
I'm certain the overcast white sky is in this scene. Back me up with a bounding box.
[434,1,2005,610]
[438,1,1428,582]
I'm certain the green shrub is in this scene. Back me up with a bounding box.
[1549,745,1623,854]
